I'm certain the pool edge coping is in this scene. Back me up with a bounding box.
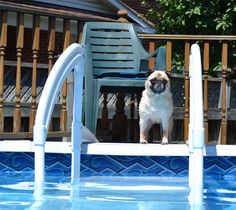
[0,140,235,156]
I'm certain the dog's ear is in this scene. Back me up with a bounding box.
[165,71,172,79]
[145,70,154,77]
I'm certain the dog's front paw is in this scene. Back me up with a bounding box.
[140,139,148,144]
[161,137,168,145]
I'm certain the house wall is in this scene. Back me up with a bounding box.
[5,26,63,63]
[29,0,116,16]
[5,13,78,63]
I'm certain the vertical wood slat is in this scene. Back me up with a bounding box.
[112,92,127,141]
[149,41,155,70]
[166,41,172,74]
[220,42,228,144]
[101,92,109,130]
[203,42,209,144]
[60,18,70,132]
[77,21,83,43]
[48,17,55,131]
[13,12,24,132]
[0,10,7,132]
[29,15,40,132]
[48,17,55,74]
[149,42,157,140]
[165,40,172,141]
[184,42,190,143]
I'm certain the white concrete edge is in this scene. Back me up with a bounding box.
[0,140,236,156]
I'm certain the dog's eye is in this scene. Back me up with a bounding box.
[163,79,168,85]
[150,78,156,85]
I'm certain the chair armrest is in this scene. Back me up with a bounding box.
[141,46,166,71]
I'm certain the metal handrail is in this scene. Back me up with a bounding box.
[33,43,84,199]
[188,44,205,205]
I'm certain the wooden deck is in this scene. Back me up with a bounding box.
[3,64,60,117]
[3,65,230,120]
[1,7,236,144]
[2,65,236,144]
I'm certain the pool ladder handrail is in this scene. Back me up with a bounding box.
[33,43,84,199]
[33,43,205,205]
[188,44,205,205]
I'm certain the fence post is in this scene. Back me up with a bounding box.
[29,15,40,132]
[203,42,209,144]
[220,42,228,144]
[184,42,190,143]
[13,12,24,132]
[61,18,70,134]
[0,10,7,132]
[48,17,55,74]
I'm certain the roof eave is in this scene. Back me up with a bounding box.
[107,0,156,33]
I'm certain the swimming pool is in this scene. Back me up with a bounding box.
[1,173,236,210]
[1,149,236,210]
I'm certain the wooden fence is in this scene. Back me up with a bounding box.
[0,1,112,139]
[1,5,236,144]
[139,34,236,144]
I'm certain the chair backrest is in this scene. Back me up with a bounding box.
[81,22,150,76]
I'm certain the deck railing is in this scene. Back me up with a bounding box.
[0,6,236,144]
[0,6,88,139]
[139,34,236,144]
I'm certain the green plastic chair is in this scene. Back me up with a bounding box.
[81,22,164,134]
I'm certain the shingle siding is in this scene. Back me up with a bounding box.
[28,0,115,15]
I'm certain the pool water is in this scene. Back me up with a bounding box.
[0,174,236,210]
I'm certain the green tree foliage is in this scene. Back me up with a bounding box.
[140,0,236,73]
[140,0,236,35]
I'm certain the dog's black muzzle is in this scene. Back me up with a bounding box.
[150,78,167,94]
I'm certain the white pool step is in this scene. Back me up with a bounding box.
[1,140,236,156]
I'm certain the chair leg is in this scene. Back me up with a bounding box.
[91,80,100,134]
[84,79,95,132]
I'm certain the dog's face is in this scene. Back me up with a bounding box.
[145,71,170,95]
[139,70,173,144]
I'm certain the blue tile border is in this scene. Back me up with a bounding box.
[1,152,236,179]
[81,155,189,177]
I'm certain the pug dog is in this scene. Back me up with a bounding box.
[139,70,173,144]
